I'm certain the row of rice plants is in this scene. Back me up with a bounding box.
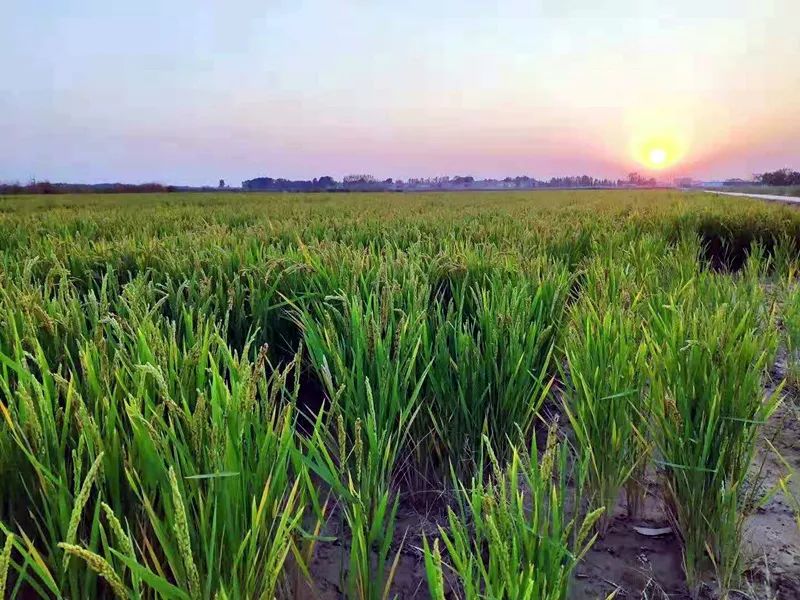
[0,191,797,599]
[0,248,577,598]
[0,300,315,598]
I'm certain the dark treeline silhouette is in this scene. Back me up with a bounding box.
[755,169,800,186]
[243,173,651,191]
[241,176,336,191]
[2,170,671,195]
[0,181,172,195]
[548,175,619,188]
[619,172,657,187]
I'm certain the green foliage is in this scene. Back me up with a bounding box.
[425,266,567,474]
[0,306,313,598]
[302,403,408,600]
[563,295,648,532]
[644,268,780,596]
[782,269,800,392]
[0,190,796,598]
[424,428,603,600]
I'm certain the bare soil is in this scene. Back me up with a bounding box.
[570,482,689,599]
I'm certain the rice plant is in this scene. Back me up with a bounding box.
[294,273,431,440]
[294,277,430,598]
[425,267,568,474]
[1,189,798,598]
[781,268,800,393]
[644,270,780,597]
[302,398,409,600]
[562,296,648,533]
[423,426,604,600]
[0,303,316,598]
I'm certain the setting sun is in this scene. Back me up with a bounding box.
[626,109,692,173]
[649,148,667,167]
[632,138,683,171]
[629,127,688,172]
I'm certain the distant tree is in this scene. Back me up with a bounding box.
[0,181,170,194]
[343,174,376,184]
[755,169,800,186]
[624,172,656,187]
[219,179,225,188]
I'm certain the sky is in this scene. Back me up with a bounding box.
[2,0,799,185]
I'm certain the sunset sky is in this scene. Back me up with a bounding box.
[2,0,799,185]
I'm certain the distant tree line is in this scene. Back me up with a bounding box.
[342,174,376,184]
[0,181,171,195]
[403,175,622,189]
[755,169,800,186]
[241,176,336,191]
[2,169,674,196]
[547,175,620,188]
[619,172,657,187]
[241,175,400,192]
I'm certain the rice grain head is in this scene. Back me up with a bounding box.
[169,467,201,600]
[63,451,105,570]
[57,543,128,599]
[0,534,14,600]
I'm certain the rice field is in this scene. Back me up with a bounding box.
[1,190,799,599]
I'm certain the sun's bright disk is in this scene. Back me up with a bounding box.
[649,148,667,166]
[627,110,691,171]
[631,138,681,170]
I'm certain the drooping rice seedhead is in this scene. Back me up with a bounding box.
[337,412,347,466]
[486,515,510,576]
[393,317,403,356]
[168,467,201,600]
[380,284,391,329]
[72,437,85,497]
[190,394,208,458]
[575,507,606,550]
[57,543,127,599]
[31,303,56,335]
[0,534,14,600]
[72,388,103,457]
[54,405,65,437]
[138,363,185,419]
[664,392,682,427]
[100,502,135,558]
[63,451,105,570]
[163,395,186,422]
[354,418,363,484]
[290,343,302,397]
[209,421,223,467]
[18,387,43,455]
[244,343,269,414]
[226,284,235,311]
[540,419,559,483]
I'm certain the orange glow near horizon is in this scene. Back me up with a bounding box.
[632,137,683,171]
[628,111,691,173]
